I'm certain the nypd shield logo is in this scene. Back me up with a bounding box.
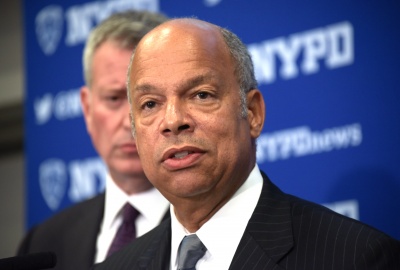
[39,159,67,210]
[35,5,63,56]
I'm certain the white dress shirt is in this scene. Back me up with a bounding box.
[95,174,170,263]
[170,164,263,270]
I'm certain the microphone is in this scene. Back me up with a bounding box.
[0,252,57,270]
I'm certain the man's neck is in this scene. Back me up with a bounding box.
[171,177,247,233]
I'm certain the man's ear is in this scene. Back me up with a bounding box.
[80,86,92,134]
[246,89,265,139]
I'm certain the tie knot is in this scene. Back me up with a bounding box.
[178,234,207,270]
[122,203,139,224]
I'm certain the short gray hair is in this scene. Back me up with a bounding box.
[82,10,168,86]
[219,27,258,118]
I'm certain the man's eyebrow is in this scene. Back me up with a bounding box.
[133,83,157,93]
[132,73,217,94]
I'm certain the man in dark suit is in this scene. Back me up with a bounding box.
[94,18,400,269]
[17,10,170,270]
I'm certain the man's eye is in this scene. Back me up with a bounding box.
[197,92,209,99]
[144,101,156,109]
[105,96,124,108]
[108,96,120,102]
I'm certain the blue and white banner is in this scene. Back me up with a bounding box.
[23,0,400,240]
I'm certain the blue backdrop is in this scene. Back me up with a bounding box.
[23,0,400,240]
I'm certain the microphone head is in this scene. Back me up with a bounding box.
[0,252,57,270]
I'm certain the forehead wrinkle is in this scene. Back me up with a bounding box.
[180,72,219,91]
[133,71,219,96]
[132,83,157,94]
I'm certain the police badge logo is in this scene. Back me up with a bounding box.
[39,159,67,210]
[35,5,64,56]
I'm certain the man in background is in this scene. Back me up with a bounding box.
[17,10,170,270]
[94,18,400,269]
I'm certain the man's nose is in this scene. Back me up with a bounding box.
[161,99,193,135]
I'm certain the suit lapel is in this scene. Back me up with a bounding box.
[65,193,105,269]
[230,232,286,270]
[136,220,171,270]
[230,172,293,270]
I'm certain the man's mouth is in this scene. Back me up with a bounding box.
[172,151,193,159]
[119,143,138,154]
[162,147,205,170]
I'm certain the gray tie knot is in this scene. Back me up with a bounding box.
[177,234,207,270]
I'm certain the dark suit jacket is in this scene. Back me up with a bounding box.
[18,193,170,270]
[18,193,105,270]
[93,172,400,270]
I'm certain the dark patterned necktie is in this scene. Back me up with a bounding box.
[177,234,207,270]
[106,203,139,257]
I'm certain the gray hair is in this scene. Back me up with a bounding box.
[82,10,169,86]
[219,27,258,118]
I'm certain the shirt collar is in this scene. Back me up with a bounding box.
[170,164,263,269]
[103,174,169,230]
